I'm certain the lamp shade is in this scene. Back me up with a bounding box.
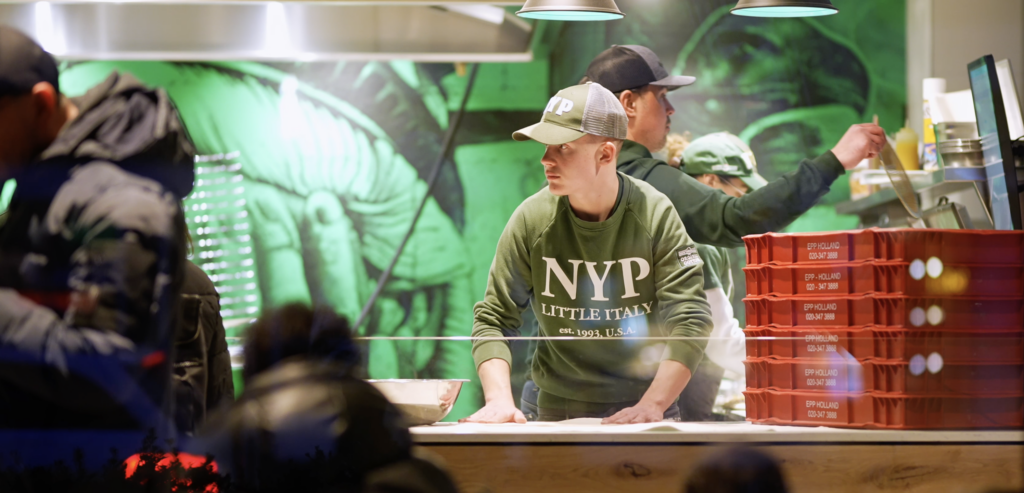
[731,0,838,17]
[517,0,624,21]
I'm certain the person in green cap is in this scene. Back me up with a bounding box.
[463,82,712,424]
[671,132,760,420]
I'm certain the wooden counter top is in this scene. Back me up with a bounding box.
[412,419,1024,444]
[417,421,1024,492]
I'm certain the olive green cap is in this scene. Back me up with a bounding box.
[513,82,628,145]
[681,132,768,190]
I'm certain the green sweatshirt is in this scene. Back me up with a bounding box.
[617,140,845,248]
[472,174,712,404]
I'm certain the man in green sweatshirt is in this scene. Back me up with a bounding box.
[518,47,889,420]
[464,82,712,424]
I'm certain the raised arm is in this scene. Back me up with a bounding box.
[653,124,886,248]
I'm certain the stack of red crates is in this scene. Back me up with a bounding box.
[740,228,1024,429]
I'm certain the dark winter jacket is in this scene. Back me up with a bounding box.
[173,261,235,435]
[0,72,195,429]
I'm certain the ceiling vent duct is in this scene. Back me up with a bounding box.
[0,1,534,61]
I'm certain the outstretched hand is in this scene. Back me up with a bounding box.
[459,401,527,424]
[601,401,666,424]
[831,123,887,170]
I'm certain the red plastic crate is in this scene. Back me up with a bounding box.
[743,229,1024,266]
[743,262,1024,298]
[744,358,1024,395]
[743,295,1024,329]
[744,389,1024,429]
[743,326,1024,362]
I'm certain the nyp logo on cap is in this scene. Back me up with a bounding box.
[513,82,627,146]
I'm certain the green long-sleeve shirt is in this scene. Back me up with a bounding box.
[617,140,845,248]
[472,174,712,404]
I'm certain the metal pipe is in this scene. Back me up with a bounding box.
[351,62,480,333]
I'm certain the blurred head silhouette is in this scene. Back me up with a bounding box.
[243,303,360,381]
[683,447,789,493]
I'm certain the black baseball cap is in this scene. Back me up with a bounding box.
[0,26,59,98]
[583,45,695,93]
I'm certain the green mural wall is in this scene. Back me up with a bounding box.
[40,0,905,420]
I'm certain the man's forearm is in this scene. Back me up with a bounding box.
[477,358,516,405]
[722,152,844,238]
[638,359,692,411]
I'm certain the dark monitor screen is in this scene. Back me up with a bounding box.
[968,55,1023,230]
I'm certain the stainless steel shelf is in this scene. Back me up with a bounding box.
[837,167,986,216]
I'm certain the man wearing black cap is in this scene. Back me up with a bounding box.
[0,26,195,429]
[582,44,887,247]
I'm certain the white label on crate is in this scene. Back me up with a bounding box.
[803,303,838,322]
[804,334,839,343]
[909,259,926,280]
[806,282,840,292]
[807,400,840,409]
[806,241,841,261]
[804,272,843,281]
[806,400,840,420]
[909,354,926,376]
[804,368,839,377]
[807,345,838,352]
[804,303,838,311]
[806,242,842,250]
[927,352,944,374]
[909,307,926,327]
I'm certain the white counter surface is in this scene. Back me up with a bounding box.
[411,419,1024,444]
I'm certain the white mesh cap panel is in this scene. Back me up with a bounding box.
[580,83,628,140]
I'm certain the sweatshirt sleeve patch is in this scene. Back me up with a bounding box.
[677,246,702,268]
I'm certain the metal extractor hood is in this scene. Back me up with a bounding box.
[0,1,534,61]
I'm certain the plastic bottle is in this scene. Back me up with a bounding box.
[896,123,920,171]
[922,78,946,170]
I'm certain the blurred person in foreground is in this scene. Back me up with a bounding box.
[683,447,789,493]
[669,132,759,421]
[198,304,458,493]
[0,26,194,429]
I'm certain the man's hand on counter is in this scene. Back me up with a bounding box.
[831,123,887,169]
[601,401,665,424]
[601,359,693,425]
[459,401,528,424]
[461,359,527,423]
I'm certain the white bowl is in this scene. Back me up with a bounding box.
[367,379,469,426]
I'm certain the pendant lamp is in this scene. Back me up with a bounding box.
[731,0,838,17]
[516,0,625,21]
